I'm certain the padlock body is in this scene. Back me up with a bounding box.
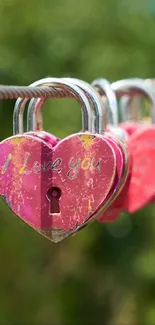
[0,132,117,242]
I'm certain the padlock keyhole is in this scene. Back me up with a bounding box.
[46,186,61,214]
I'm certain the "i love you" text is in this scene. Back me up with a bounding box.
[1,153,101,180]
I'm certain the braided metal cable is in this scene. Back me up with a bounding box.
[0,84,153,100]
[0,85,73,100]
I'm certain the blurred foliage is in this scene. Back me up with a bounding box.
[0,0,155,324]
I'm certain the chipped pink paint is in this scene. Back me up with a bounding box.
[0,133,116,233]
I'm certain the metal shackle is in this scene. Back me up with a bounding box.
[119,78,149,122]
[92,78,118,127]
[111,78,155,124]
[63,78,106,133]
[27,77,105,134]
[13,78,93,135]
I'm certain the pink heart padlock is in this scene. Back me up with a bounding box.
[0,78,117,242]
[0,132,116,241]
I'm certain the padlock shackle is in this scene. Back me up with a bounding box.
[119,78,155,123]
[13,78,92,135]
[27,97,46,132]
[63,78,106,133]
[92,78,118,127]
[119,96,142,122]
[112,78,155,124]
[27,78,105,134]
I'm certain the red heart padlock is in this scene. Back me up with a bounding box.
[102,78,155,219]
[104,126,155,217]
[122,126,155,213]
[101,79,155,218]
[118,79,155,208]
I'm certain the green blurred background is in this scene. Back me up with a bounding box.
[0,0,155,324]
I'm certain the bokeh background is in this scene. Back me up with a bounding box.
[0,0,155,324]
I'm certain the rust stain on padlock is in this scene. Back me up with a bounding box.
[11,137,26,144]
[79,134,95,147]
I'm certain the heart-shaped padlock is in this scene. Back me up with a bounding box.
[91,78,130,222]
[122,126,155,212]
[0,78,117,242]
[110,78,155,213]
[94,78,155,221]
[119,78,155,206]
